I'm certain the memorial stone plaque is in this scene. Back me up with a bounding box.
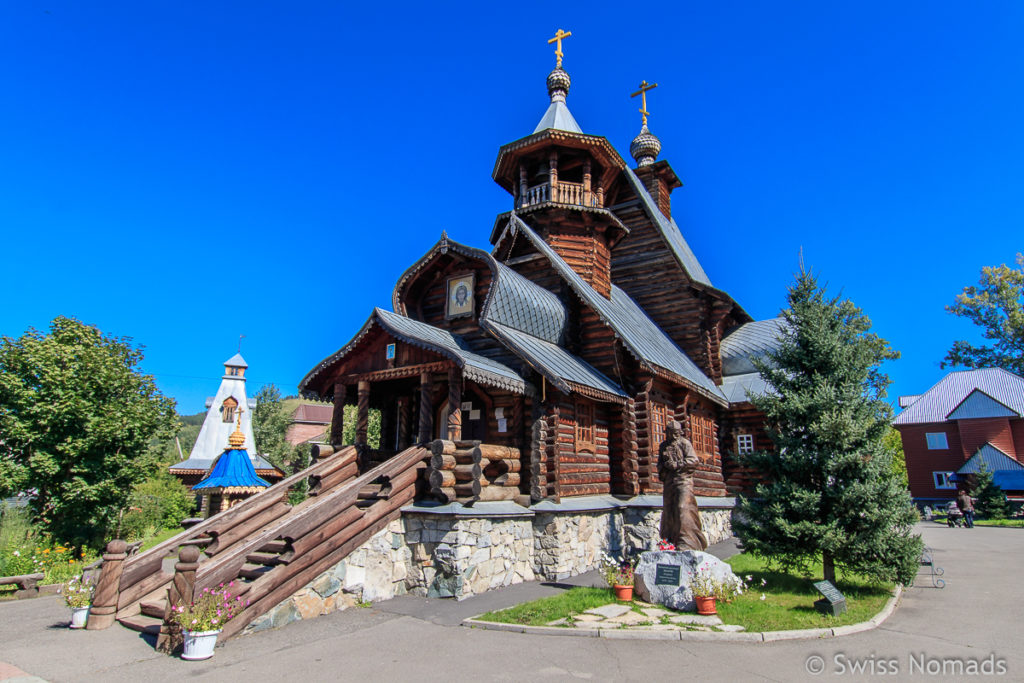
[812,580,847,616]
[655,563,681,587]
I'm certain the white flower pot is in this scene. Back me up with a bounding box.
[69,606,90,629]
[181,629,221,660]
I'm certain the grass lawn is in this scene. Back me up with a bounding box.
[139,527,182,552]
[974,519,1024,528]
[717,554,892,632]
[478,553,894,632]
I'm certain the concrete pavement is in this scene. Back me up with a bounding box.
[0,524,1018,682]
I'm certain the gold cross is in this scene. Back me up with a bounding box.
[631,80,658,127]
[548,29,572,68]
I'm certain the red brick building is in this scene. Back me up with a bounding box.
[894,368,1024,503]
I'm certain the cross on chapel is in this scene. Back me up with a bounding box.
[548,29,571,68]
[631,80,658,127]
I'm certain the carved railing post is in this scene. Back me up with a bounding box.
[156,545,200,654]
[356,380,371,471]
[86,539,127,630]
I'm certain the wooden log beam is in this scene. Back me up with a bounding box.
[491,472,521,487]
[418,371,433,445]
[85,540,128,630]
[447,366,462,442]
[330,382,347,447]
[475,486,519,502]
[473,444,520,461]
[430,453,457,470]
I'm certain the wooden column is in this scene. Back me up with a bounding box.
[546,401,561,503]
[583,158,592,205]
[85,539,128,630]
[529,400,547,502]
[548,151,558,200]
[156,545,200,654]
[329,382,347,447]
[447,367,462,442]
[356,380,370,470]
[417,371,433,445]
[518,163,527,206]
[397,396,411,450]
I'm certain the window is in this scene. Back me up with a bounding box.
[690,414,715,456]
[933,472,956,490]
[925,432,948,450]
[649,401,669,448]
[736,433,754,455]
[385,343,396,360]
[575,401,594,452]
[222,397,238,423]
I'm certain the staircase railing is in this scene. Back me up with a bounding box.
[87,446,359,630]
[201,444,428,640]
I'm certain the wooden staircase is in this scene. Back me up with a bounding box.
[95,444,429,645]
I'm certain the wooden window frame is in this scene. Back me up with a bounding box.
[222,397,238,424]
[649,401,669,450]
[690,413,715,457]
[575,400,595,453]
[736,433,754,455]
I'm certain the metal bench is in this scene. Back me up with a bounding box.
[916,546,945,588]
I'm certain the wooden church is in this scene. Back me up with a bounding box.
[300,32,780,504]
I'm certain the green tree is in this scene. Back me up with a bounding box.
[734,270,923,585]
[882,428,909,490]
[251,384,296,470]
[943,253,1024,374]
[970,463,1009,519]
[119,465,196,540]
[0,317,178,547]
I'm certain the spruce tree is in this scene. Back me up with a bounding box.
[734,270,923,586]
[970,463,1009,519]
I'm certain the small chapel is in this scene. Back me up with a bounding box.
[170,353,285,498]
[299,32,780,505]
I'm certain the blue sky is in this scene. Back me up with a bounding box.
[1,2,1021,414]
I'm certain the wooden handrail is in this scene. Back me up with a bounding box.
[189,445,429,640]
[113,446,357,602]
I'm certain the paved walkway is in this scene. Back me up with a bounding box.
[0,524,1018,682]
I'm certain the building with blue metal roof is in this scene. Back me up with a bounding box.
[895,368,1024,503]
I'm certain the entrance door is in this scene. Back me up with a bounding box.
[437,397,488,441]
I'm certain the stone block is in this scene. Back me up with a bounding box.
[310,572,342,599]
[344,563,366,590]
[585,604,631,619]
[669,614,722,626]
[294,590,325,619]
[634,550,741,613]
[600,628,680,640]
[761,627,832,642]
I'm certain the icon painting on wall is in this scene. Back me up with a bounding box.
[446,274,474,319]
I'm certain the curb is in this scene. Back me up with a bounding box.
[461,585,903,642]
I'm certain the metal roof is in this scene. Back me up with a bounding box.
[622,169,712,287]
[193,448,270,491]
[720,371,771,404]
[484,319,627,399]
[956,443,1024,475]
[224,353,248,368]
[299,308,529,396]
[898,395,921,409]
[893,368,1024,425]
[946,389,1019,420]
[292,403,333,424]
[171,451,279,474]
[720,318,787,376]
[485,261,568,344]
[534,100,582,134]
[504,214,725,403]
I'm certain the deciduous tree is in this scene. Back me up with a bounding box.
[0,317,178,546]
[943,254,1024,375]
[734,270,923,585]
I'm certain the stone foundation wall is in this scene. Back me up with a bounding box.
[245,500,734,634]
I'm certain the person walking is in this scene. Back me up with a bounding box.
[958,489,976,528]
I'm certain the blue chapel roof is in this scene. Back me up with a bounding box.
[193,448,271,491]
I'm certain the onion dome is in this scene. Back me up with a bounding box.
[547,67,571,102]
[630,125,661,167]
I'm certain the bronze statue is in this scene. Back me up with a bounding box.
[658,420,708,551]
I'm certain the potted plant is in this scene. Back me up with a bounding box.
[600,553,636,601]
[690,563,746,615]
[172,582,247,660]
[62,575,93,628]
